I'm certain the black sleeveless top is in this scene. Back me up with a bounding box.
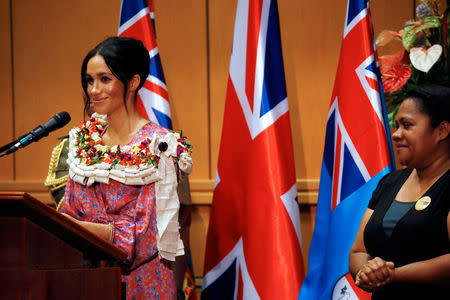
[364,168,450,299]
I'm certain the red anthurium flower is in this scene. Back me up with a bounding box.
[379,50,411,92]
[382,64,412,92]
[379,50,407,74]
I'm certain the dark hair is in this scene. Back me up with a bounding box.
[404,85,450,128]
[81,37,150,114]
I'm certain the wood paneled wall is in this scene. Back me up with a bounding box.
[0,0,414,276]
[0,0,13,181]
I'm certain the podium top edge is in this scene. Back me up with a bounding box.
[0,191,127,261]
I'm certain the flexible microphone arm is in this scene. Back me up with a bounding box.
[0,134,26,153]
[0,111,71,158]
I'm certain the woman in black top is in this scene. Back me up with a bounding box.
[349,85,450,299]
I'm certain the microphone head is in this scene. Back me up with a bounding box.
[53,111,71,129]
[44,111,71,132]
[55,111,71,128]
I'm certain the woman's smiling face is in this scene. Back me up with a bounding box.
[392,98,439,168]
[85,55,125,116]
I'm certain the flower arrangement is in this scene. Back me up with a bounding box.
[74,114,193,168]
[377,0,449,127]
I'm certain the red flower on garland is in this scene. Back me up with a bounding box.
[75,114,191,168]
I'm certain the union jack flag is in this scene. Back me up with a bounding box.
[118,0,172,129]
[298,0,395,299]
[202,0,304,298]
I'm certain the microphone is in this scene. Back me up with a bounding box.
[1,111,71,156]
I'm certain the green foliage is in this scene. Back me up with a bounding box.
[381,0,450,126]
[402,17,441,49]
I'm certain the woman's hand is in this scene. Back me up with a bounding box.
[61,212,81,225]
[355,257,395,291]
[61,213,112,242]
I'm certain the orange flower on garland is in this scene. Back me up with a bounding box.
[74,114,193,168]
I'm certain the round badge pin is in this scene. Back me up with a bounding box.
[415,196,431,211]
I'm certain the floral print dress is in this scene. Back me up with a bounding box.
[61,122,176,299]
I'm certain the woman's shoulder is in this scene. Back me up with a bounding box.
[369,168,412,208]
[381,167,413,184]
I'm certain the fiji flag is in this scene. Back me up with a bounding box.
[298,0,395,299]
[202,0,304,299]
[118,0,172,129]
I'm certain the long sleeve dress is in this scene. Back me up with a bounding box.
[61,115,193,299]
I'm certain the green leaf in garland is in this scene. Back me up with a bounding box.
[112,159,119,167]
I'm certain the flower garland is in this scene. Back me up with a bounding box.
[74,113,193,169]
[66,113,194,261]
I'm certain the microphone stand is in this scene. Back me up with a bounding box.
[0,111,71,158]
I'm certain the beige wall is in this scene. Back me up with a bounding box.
[0,0,414,276]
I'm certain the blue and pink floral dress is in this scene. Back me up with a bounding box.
[61,121,179,299]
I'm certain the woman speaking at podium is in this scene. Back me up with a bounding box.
[59,37,193,299]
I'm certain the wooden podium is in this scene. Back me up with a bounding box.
[0,192,128,300]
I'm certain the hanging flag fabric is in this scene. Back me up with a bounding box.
[202,0,304,298]
[118,0,172,129]
[298,0,395,299]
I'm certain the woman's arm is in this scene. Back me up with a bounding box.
[349,209,375,278]
[62,213,112,243]
[60,179,114,244]
[349,208,395,291]
[393,254,450,286]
